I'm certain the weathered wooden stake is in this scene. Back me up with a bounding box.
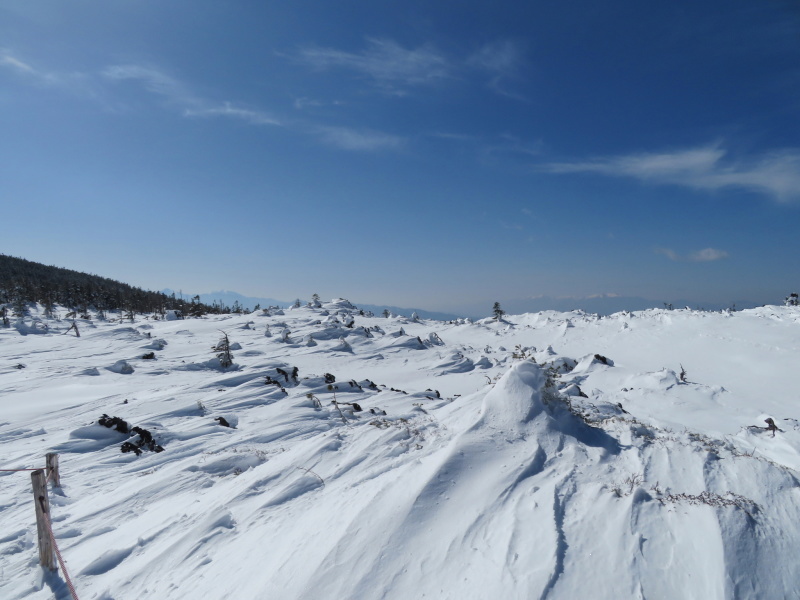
[46,453,60,487]
[31,469,56,571]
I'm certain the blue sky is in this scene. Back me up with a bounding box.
[2,0,799,312]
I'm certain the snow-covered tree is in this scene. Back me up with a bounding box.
[492,302,505,320]
[786,293,799,307]
[11,292,27,318]
[215,332,234,368]
[42,294,56,319]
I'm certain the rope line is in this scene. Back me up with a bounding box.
[43,512,80,600]
[0,468,40,472]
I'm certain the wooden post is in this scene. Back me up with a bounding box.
[46,453,60,487]
[31,469,56,571]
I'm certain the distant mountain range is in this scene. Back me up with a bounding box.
[457,294,760,318]
[354,302,464,322]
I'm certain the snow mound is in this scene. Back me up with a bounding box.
[474,355,493,368]
[571,353,614,373]
[323,298,356,311]
[433,352,475,374]
[107,360,134,374]
[13,318,49,335]
[480,361,547,427]
[378,335,426,351]
[624,368,680,391]
[177,357,240,371]
[142,338,167,350]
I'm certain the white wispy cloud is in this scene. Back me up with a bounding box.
[102,64,197,105]
[7,53,398,152]
[467,40,528,101]
[104,64,282,127]
[1,49,94,94]
[314,125,404,151]
[541,144,800,203]
[656,248,680,261]
[0,50,37,75]
[184,102,281,126]
[106,63,403,151]
[293,37,528,100]
[294,37,451,93]
[293,97,323,110]
[467,40,522,74]
[688,248,729,262]
[655,247,729,262]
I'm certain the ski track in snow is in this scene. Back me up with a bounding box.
[1,302,800,599]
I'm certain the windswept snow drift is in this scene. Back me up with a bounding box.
[1,302,800,599]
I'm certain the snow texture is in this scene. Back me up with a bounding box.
[1,302,800,599]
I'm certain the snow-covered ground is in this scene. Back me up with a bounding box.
[1,300,799,599]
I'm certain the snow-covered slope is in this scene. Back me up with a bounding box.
[2,302,799,599]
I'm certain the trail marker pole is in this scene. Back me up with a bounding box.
[31,469,56,571]
[46,453,60,487]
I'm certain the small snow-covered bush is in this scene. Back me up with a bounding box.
[215,332,234,368]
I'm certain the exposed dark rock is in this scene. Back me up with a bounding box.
[99,414,163,454]
[98,414,130,434]
[594,354,610,365]
[120,442,142,455]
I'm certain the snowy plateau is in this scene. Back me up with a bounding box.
[1,300,800,600]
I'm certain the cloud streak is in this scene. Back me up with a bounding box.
[103,64,195,104]
[106,63,403,150]
[655,247,729,262]
[105,65,403,150]
[467,40,528,101]
[184,103,281,126]
[5,52,401,153]
[104,64,283,127]
[313,125,404,151]
[1,49,95,95]
[0,51,37,76]
[542,144,800,203]
[467,41,522,74]
[293,37,527,99]
[295,38,450,94]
